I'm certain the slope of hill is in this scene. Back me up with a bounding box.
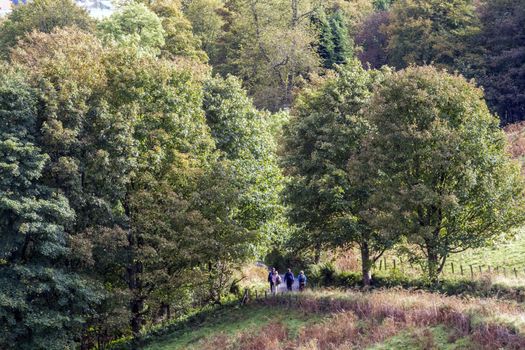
[140,290,525,350]
[506,121,525,172]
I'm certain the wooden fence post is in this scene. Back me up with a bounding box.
[393,259,396,270]
[470,265,474,279]
[240,288,249,305]
[451,262,454,274]
[514,268,518,278]
[379,260,382,271]
[478,266,482,274]
[460,265,464,276]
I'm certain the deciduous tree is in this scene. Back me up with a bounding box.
[359,66,525,282]
[0,67,103,350]
[460,0,525,125]
[282,60,389,284]
[0,0,94,58]
[385,0,479,69]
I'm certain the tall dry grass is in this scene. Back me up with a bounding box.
[200,289,525,350]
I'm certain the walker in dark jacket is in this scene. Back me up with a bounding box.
[298,271,307,291]
[284,269,294,291]
[268,268,277,294]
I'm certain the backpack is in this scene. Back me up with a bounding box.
[276,275,282,285]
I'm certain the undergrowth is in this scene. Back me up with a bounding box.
[308,263,525,303]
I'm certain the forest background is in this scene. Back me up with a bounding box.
[0,0,524,349]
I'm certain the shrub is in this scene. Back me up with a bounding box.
[315,269,525,302]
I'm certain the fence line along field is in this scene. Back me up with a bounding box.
[326,227,525,285]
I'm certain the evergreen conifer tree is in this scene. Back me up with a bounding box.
[329,10,353,67]
[314,9,353,69]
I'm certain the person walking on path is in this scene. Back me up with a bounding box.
[274,270,281,293]
[298,270,307,292]
[269,268,282,295]
[268,267,277,294]
[284,268,295,292]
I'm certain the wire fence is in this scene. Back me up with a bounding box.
[372,256,525,281]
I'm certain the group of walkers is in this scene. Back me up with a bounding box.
[267,267,307,294]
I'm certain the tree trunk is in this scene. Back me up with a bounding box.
[124,189,144,350]
[128,259,145,350]
[360,242,372,286]
[427,245,439,284]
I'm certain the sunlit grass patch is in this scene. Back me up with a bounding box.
[144,304,322,350]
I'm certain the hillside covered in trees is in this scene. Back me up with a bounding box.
[0,0,524,349]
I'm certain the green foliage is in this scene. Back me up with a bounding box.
[98,3,166,54]
[0,68,103,350]
[359,66,525,281]
[204,75,270,159]
[460,0,525,125]
[283,60,374,247]
[107,53,215,341]
[385,0,479,69]
[203,75,288,250]
[0,0,94,59]
[7,28,139,348]
[147,0,208,62]
[314,268,525,303]
[313,8,354,69]
[2,0,525,346]
[373,0,395,11]
[329,10,353,68]
[11,27,134,232]
[213,0,320,110]
[283,59,390,284]
[182,0,225,60]
[313,8,335,69]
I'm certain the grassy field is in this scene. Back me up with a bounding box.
[142,289,525,350]
[330,227,525,285]
[448,227,525,272]
[145,305,323,350]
